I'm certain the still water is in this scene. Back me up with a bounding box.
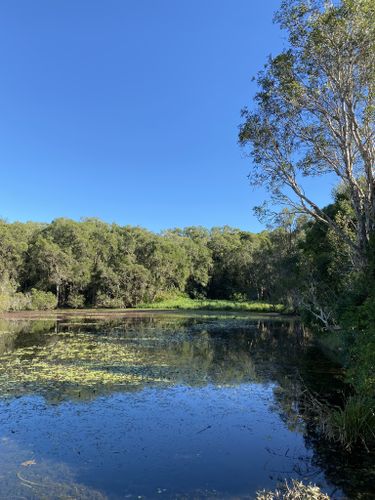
[0,314,373,499]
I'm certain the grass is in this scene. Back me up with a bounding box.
[0,298,286,319]
[325,395,375,451]
[138,297,285,313]
[300,383,375,451]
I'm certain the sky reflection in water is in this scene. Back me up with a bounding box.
[0,314,372,498]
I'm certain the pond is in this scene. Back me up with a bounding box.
[0,313,373,499]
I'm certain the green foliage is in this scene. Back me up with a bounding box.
[29,289,58,311]
[326,396,375,451]
[340,271,375,399]
[238,0,375,452]
[298,202,375,448]
[94,293,124,309]
[347,327,375,398]
[0,274,17,312]
[240,0,375,270]
[66,291,86,309]
[0,276,57,312]
[0,274,31,311]
[139,296,283,313]
[0,219,289,311]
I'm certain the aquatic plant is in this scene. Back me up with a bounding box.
[0,331,170,398]
[325,396,375,451]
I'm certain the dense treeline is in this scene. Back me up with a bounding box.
[0,218,291,310]
[0,188,369,322]
[0,194,363,322]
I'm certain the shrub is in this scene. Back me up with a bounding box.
[29,289,57,310]
[230,292,248,302]
[95,292,124,309]
[0,276,33,311]
[0,292,11,312]
[0,275,17,311]
[0,293,31,311]
[66,291,85,309]
[11,292,32,311]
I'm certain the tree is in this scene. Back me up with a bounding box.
[26,235,72,306]
[136,234,190,297]
[239,0,375,268]
[207,227,259,300]
[117,263,152,307]
[164,228,213,298]
[0,220,39,282]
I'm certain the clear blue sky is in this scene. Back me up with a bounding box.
[0,0,334,232]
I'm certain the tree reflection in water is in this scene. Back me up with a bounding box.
[0,314,373,497]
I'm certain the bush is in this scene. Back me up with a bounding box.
[0,275,18,311]
[0,292,31,312]
[0,292,11,312]
[11,292,32,311]
[29,289,57,310]
[95,292,124,309]
[348,327,375,397]
[66,291,85,309]
[0,276,33,311]
[230,292,248,302]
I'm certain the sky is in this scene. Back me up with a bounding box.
[0,0,335,233]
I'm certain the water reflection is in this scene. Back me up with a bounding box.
[0,316,314,401]
[0,315,373,498]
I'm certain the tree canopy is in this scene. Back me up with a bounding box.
[0,218,286,310]
[239,0,375,267]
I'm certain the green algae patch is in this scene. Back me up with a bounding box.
[0,330,170,398]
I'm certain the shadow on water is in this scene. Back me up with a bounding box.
[0,314,373,498]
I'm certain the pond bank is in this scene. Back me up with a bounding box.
[0,307,289,321]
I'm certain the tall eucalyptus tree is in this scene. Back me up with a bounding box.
[239,0,375,267]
